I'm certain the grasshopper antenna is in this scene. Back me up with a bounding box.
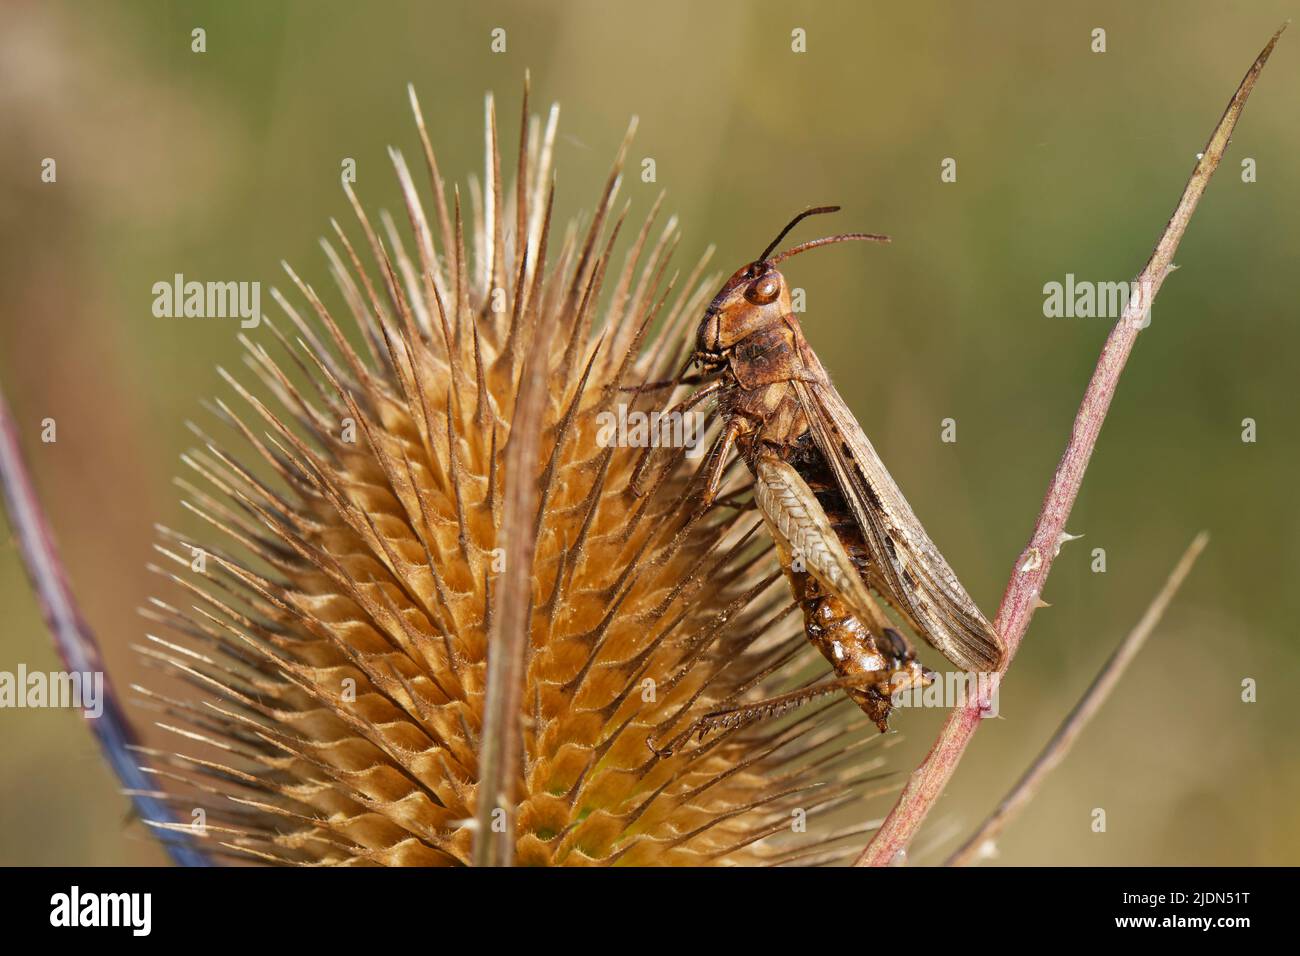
[757,205,842,263]
[768,231,890,264]
[757,205,890,265]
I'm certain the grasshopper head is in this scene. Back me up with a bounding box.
[693,206,889,370]
[695,260,791,364]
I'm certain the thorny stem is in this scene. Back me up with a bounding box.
[0,383,211,866]
[856,25,1285,867]
[946,531,1208,867]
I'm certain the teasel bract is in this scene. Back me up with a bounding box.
[133,80,897,866]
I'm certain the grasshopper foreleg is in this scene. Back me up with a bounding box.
[628,379,725,495]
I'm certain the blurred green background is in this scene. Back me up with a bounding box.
[1,0,1297,866]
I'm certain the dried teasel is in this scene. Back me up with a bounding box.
[132,81,900,866]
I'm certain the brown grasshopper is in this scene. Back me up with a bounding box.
[639,207,1004,755]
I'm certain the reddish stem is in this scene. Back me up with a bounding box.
[856,25,1284,867]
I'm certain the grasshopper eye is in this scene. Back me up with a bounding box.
[745,274,780,305]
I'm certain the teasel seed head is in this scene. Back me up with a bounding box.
[134,80,898,866]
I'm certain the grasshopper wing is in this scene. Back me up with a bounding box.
[752,454,896,637]
[791,362,1004,672]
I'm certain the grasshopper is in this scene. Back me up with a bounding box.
[639,207,1004,755]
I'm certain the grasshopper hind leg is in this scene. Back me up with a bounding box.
[646,638,932,760]
[646,618,935,760]
[647,672,895,759]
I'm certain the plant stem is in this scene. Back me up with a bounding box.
[856,24,1284,867]
[0,383,211,866]
[946,531,1207,866]
[472,274,558,867]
